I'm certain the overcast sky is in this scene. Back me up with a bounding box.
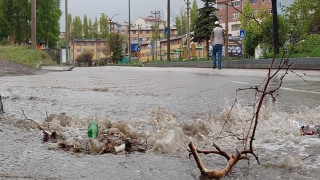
[59,0,204,31]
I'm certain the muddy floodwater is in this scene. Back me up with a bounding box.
[0,67,319,179]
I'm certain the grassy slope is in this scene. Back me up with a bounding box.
[0,46,56,67]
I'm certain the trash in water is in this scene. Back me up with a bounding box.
[299,123,320,136]
[88,121,99,138]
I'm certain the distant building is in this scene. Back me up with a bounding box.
[130,25,178,43]
[277,0,295,15]
[69,39,107,64]
[134,16,165,29]
[135,36,205,62]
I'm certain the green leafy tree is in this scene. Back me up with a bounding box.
[37,0,62,48]
[92,18,99,38]
[106,32,124,64]
[239,1,289,56]
[239,1,255,30]
[99,14,109,38]
[71,16,82,39]
[285,0,320,37]
[0,0,61,46]
[175,17,182,35]
[190,0,199,31]
[244,24,262,56]
[83,15,90,39]
[192,0,218,60]
[282,0,320,56]
[0,0,30,44]
[175,8,187,36]
[67,13,72,38]
[88,18,93,38]
[261,15,289,51]
[0,0,13,43]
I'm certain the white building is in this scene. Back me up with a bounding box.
[134,16,165,29]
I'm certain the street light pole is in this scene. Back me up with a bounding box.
[98,12,122,33]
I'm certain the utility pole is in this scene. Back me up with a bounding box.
[158,14,162,61]
[224,0,229,58]
[167,0,170,61]
[271,0,279,54]
[31,0,36,49]
[128,0,131,62]
[137,24,141,63]
[186,0,191,60]
[65,0,69,65]
[151,11,160,60]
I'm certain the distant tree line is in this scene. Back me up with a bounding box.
[68,14,109,40]
[0,0,61,48]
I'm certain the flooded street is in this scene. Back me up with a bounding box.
[0,67,320,179]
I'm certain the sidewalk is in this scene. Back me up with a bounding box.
[41,66,74,71]
[143,57,320,70]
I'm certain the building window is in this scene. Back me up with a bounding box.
[250,0,257,4]
[268,8,272,14]
[231,24,240,31]
[219,15,223,21]
[219,4,224,10]
[232,1,240,7]
[231,12,240,19]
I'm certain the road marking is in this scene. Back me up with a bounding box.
[231,81,320,94]
[281,87,320,94]
[231,81,250,85]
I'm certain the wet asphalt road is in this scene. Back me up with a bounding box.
[0,67,319,179]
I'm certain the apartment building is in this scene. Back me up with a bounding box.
[216,0,294,37]
[69,39,107,64]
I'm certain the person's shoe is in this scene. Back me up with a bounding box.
[213,65,216,69]
[218,67,221,70]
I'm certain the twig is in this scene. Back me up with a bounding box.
[212,142,231,160]
[0,94,4,114]
[302,154,315,161]
[21,109,45,132]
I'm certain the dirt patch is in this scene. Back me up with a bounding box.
[0,59,48,77]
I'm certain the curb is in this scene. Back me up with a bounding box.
[41,66,74,71]
[143,57,320,70]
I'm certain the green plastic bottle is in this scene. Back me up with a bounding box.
[88,121,99,138]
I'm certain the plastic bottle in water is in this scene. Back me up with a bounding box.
[88,121,99,138]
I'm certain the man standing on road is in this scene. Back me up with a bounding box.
[210,21,225,69]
